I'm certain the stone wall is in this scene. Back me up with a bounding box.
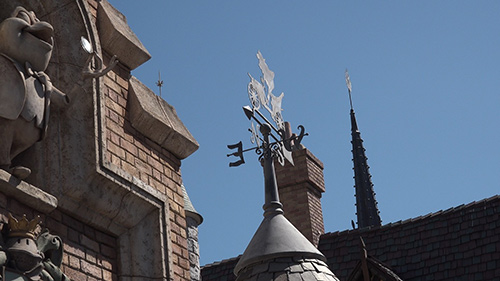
[0,174,118,281]
[0,0,198,280]
[186,217,201,281]
[101,52,191,279]
[84,1,198,279]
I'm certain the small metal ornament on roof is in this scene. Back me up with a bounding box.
[227,51,307,167]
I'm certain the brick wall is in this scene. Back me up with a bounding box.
[0,193,118,281]
[100,56,189,280]
[88,2,190,280]
[274,148,326,246]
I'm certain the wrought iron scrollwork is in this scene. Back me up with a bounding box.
[271,142,285,166]
[227,141,245,167]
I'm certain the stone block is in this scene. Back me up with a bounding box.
[0,169,57,213]
[128,76,199,159]
[97,1,151,70]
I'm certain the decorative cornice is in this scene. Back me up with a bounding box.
[97,0,151,70]
[128,76,199,159]
[0,169,57,214]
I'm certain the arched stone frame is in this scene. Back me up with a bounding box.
[0,0,173,279]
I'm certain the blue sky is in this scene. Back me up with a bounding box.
[108,1,500,266]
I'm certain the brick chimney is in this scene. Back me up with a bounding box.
[274,146,326,246]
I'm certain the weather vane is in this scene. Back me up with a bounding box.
[227,51,307,167]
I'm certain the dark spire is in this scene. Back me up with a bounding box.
[346,70,381,228]
[351,108,381,228]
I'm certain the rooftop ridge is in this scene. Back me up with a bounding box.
[322,194,500,239]
[201,255,242,269]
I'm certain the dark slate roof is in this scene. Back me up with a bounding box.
[319,195,500,281]
[202,195,500,281]
[236,256,339,281]
[347,255,403,281]
[181,184,203,225]
[202,256,241,281]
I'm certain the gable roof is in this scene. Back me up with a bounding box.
[347,255,403,281]
[346,237,403,281]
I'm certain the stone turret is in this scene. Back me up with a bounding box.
[182,184,203,281]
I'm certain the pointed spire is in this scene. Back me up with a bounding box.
[346,70,381,229]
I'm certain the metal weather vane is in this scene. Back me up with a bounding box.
[227,51,307,167]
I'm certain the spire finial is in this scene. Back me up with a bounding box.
[345,69,353,110]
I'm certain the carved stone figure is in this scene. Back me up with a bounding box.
[5,214,44,280]
[0,214,71,281]
[37,229,70,281]
[0,6,69,179]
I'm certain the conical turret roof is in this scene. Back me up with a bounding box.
[181,184,203,225]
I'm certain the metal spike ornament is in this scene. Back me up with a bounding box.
[227,52,308,167]
[345,69,353,110]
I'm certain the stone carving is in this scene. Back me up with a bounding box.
[0,6,69,180]
[5,214,44,279]
[81,37,119,79]
[37,229,70,281]
[0,214,70,281]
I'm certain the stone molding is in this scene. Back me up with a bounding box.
[0,169,57,214]
[97,0,151,70]
[0,1,174,279]
[128,76,199,159]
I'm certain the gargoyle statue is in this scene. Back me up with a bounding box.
[0,6,69,179]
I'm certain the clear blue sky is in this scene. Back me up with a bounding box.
[109,1,500,266]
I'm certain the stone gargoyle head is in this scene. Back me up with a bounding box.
[0,6,53,72]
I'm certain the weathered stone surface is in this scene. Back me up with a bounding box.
[0,1,190,280]
[0,169,57,213]
[128,76,199,159]
[119,209,167,280]
[97,0,151,70]
[0,6,69,179]
[184,184,202,281]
